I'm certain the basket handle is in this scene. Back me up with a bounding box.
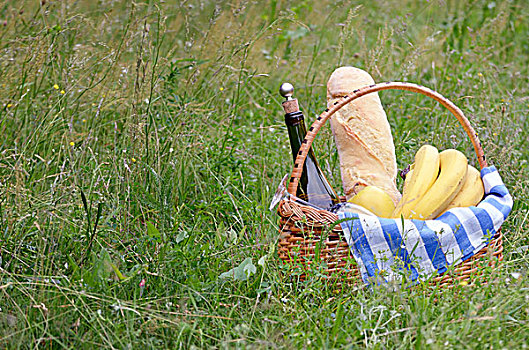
[287,82,487,196]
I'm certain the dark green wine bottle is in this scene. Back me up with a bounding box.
[280,83,339,210]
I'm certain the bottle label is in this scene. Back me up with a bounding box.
[284,111,304,126]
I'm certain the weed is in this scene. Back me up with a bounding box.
[0,0,528,348]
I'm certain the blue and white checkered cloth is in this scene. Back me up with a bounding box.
[338,166,513,284]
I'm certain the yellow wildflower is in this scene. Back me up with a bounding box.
[70,141,75,146]
[7,103,12,108]
[219,87,224,91]
[131,157,136,163]
[53,84,59,90]
[60,90,65,94]
[478,73,483,77]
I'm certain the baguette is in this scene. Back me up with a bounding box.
[326,67,401,204]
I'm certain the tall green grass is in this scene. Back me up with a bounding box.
[1,0,528,347]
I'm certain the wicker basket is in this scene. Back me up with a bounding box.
[277,82,503,287]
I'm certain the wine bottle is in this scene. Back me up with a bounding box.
[279,83,339,210]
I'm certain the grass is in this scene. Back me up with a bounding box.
[0,0,528,348]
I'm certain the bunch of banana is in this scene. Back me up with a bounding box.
[347,145,485,220]
[393,145,485,220]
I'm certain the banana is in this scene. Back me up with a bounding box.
[408,149,468,220]
[348,185,395,218]
[402,168,414,194]
[441,164,484,213]
[393,145,440,218]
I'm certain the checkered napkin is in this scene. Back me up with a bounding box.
[338,166,513,284]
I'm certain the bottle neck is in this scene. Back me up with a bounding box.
[285,111,311,163]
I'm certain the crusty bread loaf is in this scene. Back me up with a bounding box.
[327,67,401,204]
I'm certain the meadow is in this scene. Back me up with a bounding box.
[1,0,528,348]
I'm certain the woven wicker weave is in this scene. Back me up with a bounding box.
[277,82,503,287]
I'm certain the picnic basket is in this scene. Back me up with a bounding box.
[277,82,503,287]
